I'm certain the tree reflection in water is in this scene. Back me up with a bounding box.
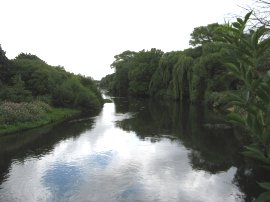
[114,97,268,201]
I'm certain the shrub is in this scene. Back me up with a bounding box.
[0,101,51,125]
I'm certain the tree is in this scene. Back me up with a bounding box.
[0,45,14,85]
[189,23,222,46]
[128,49,163,96]
[0,74,32,102]
[149,51,182,97]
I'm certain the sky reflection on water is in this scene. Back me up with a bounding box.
[0,102,245,202]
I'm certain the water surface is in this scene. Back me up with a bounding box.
[0,97,264,201]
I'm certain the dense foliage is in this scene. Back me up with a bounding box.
[0,50,103,112]
[101,49,163,97]
[101,22,269,108]
[100,39,241,106]
[99,9,270,200]
[219,12,270,201]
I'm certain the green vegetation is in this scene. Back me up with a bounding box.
[0,101,79,135]
[0,0,269,199]
[100,31,238,106]
[101,21,269,108]
[100,4,270,200]
[219,12,270,201]
[101,49,163,97]
[0,47,103,134]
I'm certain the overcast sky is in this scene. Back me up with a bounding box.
[1,0,252,80]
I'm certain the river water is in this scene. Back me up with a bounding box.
[0,97,265,201]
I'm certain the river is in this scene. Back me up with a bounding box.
[0,97,265,201]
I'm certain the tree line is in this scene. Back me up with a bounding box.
[0,49,103,112]
[100,10,270,200]
[100,23,269,107]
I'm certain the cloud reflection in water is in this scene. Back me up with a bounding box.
[0,103,244,202]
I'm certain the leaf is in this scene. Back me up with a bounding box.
[226,92,245,103]
[254,102,267,112]
[256,191,270,202]
[237,18,244,25]
[246,70,253,87]
[258,38,270,55]
[259,83,270,95]
[227,113,245,126]
[244,11,253,24]
[246,114,254,128]
[251,30,259,49]
[255,82,270,103]
[257,26,268,40]
[230,100,245,107]
[232,22,241,29]
[246,105,259,115]
[225,63,241,77]
[251,77,264,90]
[259,182,270,191]
[252,26,268,49]
[262,131,270,146]
[243,146,270,165]
[257,88,270,103]
[241,38,254,51]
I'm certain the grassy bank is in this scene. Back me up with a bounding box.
[0,101,80,135]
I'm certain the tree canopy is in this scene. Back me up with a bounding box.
[0,48,103,112]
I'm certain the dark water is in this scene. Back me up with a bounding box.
[0,97,265,202]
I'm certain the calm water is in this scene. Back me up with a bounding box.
[0,97,265,202]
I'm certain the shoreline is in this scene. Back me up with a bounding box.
[0,108,81,135]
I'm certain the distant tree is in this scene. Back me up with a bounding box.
[149,51,182,97]
[0,45,14,84]
[110,50,136,96]
[15,53,45,62]
[189,23,222,46]
[128,49,163,96]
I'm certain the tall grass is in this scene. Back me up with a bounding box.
[0,101,51,125]
[0,101,80,135]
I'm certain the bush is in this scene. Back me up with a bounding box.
[0,101,51,125]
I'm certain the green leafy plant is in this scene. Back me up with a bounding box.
[219,12,270,201]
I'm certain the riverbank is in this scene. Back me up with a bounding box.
[0,107,80,135]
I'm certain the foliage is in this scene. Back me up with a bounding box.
[0,47,103,120]
[189,23,223,46]
[106,49,163,97]
[0,45,16,85]
[0,52,103,111]
[219,12,270,201]
[109,50,136,96]
[0,101,51,125]
[0,74,33,102]
[101,42,235,106]
[172,55,193,100]
[0,105,79,135]
[100,73,115,92]
[128,49,163,96]
[149,51,182,97]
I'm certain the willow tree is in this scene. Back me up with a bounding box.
[149,51,182,97]
[172,55,194,101]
